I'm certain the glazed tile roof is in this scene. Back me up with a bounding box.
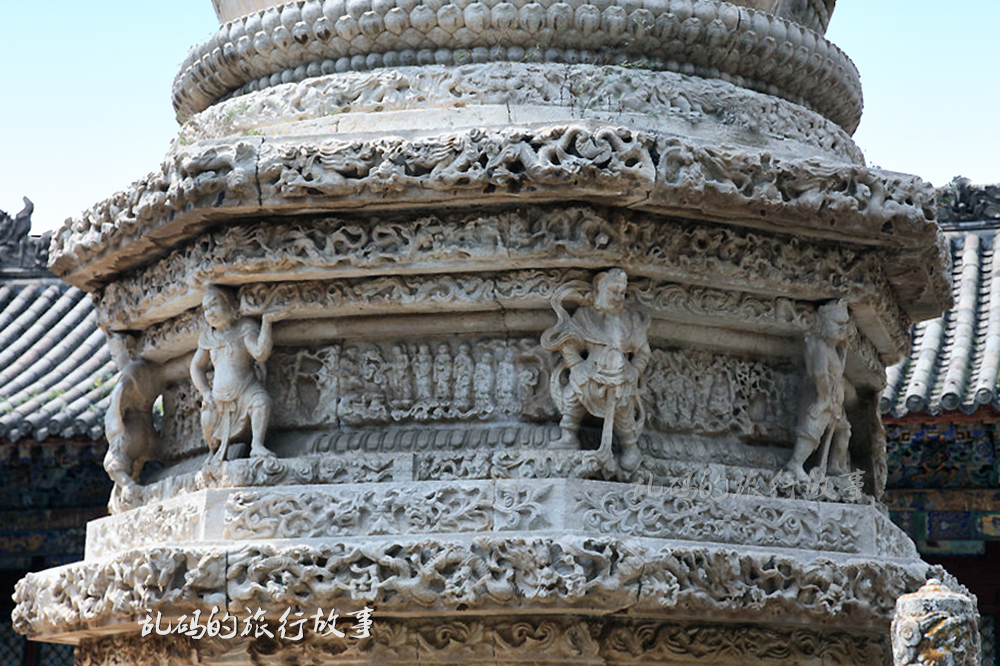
[881,182,1000,418]
[0,200,115,443]
[0,279,115,441]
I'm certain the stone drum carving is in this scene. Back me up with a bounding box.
[104,333,163,513]
[541,269,650,471]
[786,299,852,480]
[190,285,275,461]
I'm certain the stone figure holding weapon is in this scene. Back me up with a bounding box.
[541,269,651,471]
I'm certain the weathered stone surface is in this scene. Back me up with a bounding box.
[175,0,860,129]
[891,579,982,666]
[17,530,945,640]
[18,0,964,664]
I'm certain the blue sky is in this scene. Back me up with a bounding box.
[2,1,998,233]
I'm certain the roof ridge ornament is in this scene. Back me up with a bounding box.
[937,178,1000,228]
[0,197,52,276]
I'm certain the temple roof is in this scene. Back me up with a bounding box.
[881,182,1000,418]
[0,202,115,443]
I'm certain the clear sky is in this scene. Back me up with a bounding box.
[2,1,998,233]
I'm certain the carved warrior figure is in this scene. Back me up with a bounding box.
[104,334,163,513]
[786,300,852,481]
[191,285,275,462]
[541,269,651,470]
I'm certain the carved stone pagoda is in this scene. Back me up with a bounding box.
[12,0,978,664]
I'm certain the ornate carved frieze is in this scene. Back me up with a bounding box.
[636,457,866,504]
[645,348,799,440]
[13,546,228,638]
[86,501,202,560]
[53,128,946,318]
[115,435,882,515]
[172,0,862,131]
[115,269,819,346]
[577,484,863,552]
[77,616,888,666]
[224,485,495,539]
[265,336,555,429]
[94,205,897,333]
[14,535,950,638]
[179,63,864,163]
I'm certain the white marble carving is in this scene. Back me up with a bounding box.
[786,300,853,480]
[191,286,276,461]
[19,0,957,660]
[542,269,650,470]
[103,333,165,513]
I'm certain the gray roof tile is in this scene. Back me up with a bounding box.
[0,278,115,442]
[883,223,1000,417]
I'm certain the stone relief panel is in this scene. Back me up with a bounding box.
[15,537,949,637]
[76,616,887,666]
[87,502,202,559]
[266,337,556,429]
[95,204,901,335]
[159,381,204,460]
[576,484,861,552]
[223,483,553,540]
[225,485,494,540]
[177,63,863,162]
[645,348,800,441]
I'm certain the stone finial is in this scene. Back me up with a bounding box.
[891,579,982,666]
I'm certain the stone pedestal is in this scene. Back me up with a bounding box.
[14,0,971,664]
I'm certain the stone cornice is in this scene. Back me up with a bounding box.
[50,126,949,320]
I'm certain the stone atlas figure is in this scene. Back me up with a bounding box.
[191,285,276,461]
[786,299,853,480]
[541,268,651,471]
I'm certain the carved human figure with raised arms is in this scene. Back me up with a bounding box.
[191,285,276,462]
[786,299,852,480]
